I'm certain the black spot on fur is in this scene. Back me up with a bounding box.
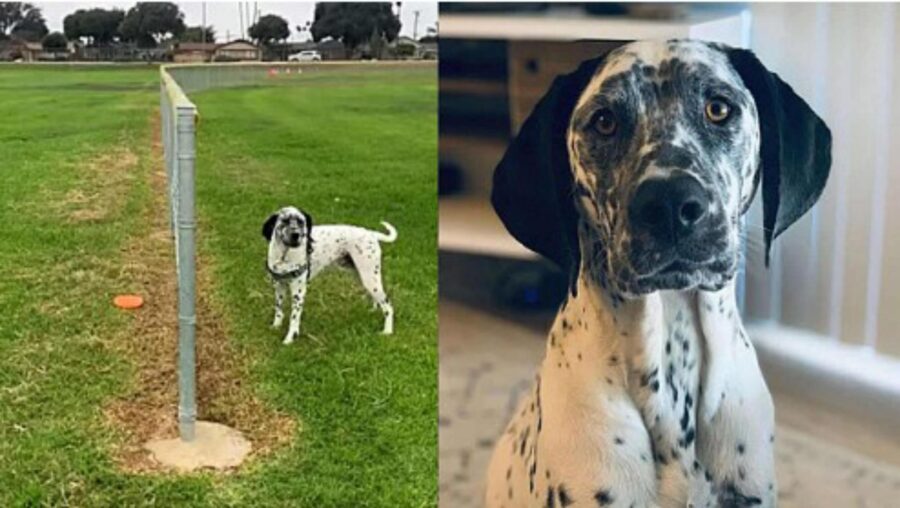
[682,427,695,447]
[680,404,690,429]
[595,489,614,506]
[519,427,530,456]
[640,367,659,387]
[558,484,574,506]
[720,483,762,507]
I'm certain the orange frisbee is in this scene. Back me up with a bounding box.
[113,294,144,310]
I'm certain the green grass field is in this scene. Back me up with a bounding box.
[0,64,437,506]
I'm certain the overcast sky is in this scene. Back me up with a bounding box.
[34,2,438,42]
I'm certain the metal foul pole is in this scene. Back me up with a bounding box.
[175,102,197,441]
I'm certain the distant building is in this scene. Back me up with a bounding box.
[316,39,346,60]
[421,41,438,60]
[391,36,437,60]
[172,42,216,63]
[213,40,261,62]
[0,39,43,61]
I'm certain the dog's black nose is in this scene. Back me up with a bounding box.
[629,175,709,244]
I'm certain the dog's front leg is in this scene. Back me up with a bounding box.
[272,280,286,328]
[284,277,308,345]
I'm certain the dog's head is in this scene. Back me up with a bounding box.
[262,206,313,249]
[493,40,831,298]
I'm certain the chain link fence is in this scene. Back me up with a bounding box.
[158,61,433,441]
[159,67,198,441]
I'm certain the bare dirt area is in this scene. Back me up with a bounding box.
[49,144,139,223]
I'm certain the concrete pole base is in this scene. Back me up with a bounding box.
[144,421,251,472]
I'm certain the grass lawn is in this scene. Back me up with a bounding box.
[0,64,437,506]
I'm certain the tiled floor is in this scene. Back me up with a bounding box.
[439,300,900,508]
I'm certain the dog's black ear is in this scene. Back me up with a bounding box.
[262,213,278,241]
[726,48,832,265]
[302,211,313,240]
[491,55,608,287]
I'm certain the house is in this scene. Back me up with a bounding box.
[213,40,260,62]
[316,39,346,60]
[0,39,43,61]
[420,41,438,60]
[391,36,437,60]
[172,42,216,63]
[23,41,43,61]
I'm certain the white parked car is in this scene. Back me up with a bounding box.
[288,50,322,62]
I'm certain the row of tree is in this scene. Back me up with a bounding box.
[0,2,48,42]
[1,2,415,58]
[1,2,221,47]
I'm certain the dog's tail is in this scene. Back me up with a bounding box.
[375,221,398,243]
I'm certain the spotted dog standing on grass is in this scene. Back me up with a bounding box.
[262,206,397,343]
[485,40,831,507]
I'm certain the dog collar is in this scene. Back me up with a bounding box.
[266,261,309,280]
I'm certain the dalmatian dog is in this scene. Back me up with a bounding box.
[486,40,831,507]
[262,206,397,343]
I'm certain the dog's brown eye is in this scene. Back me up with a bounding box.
[594,109,617,136]
[705,98,731,123]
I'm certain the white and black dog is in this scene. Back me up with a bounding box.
[486,41,831,507]
[262,206,397,343]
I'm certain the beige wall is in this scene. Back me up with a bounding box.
[744,4,900,357]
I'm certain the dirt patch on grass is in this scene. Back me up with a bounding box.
[103,112,296,473]
[52,146,139,223]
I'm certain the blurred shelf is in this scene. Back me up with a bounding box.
[439,196,537,260]
[439,135,508,197]
[440,11,749,45]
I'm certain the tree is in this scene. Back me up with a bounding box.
[295,20,311,41]
[311,3,400,58]
[421,24,436,42]
[9,7,46,41]
[118,2,185,48]
[42,31,67,51]
[0,2,47,41]
[63,8,124,45]
[181,25,216,43]
[248,14,288,46]
[0,2,28,39]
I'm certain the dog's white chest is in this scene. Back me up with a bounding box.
[485,283,776,508]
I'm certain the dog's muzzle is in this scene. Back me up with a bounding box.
[285,231,303,248]
[629,174,710,249]
[624,174,733,291]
